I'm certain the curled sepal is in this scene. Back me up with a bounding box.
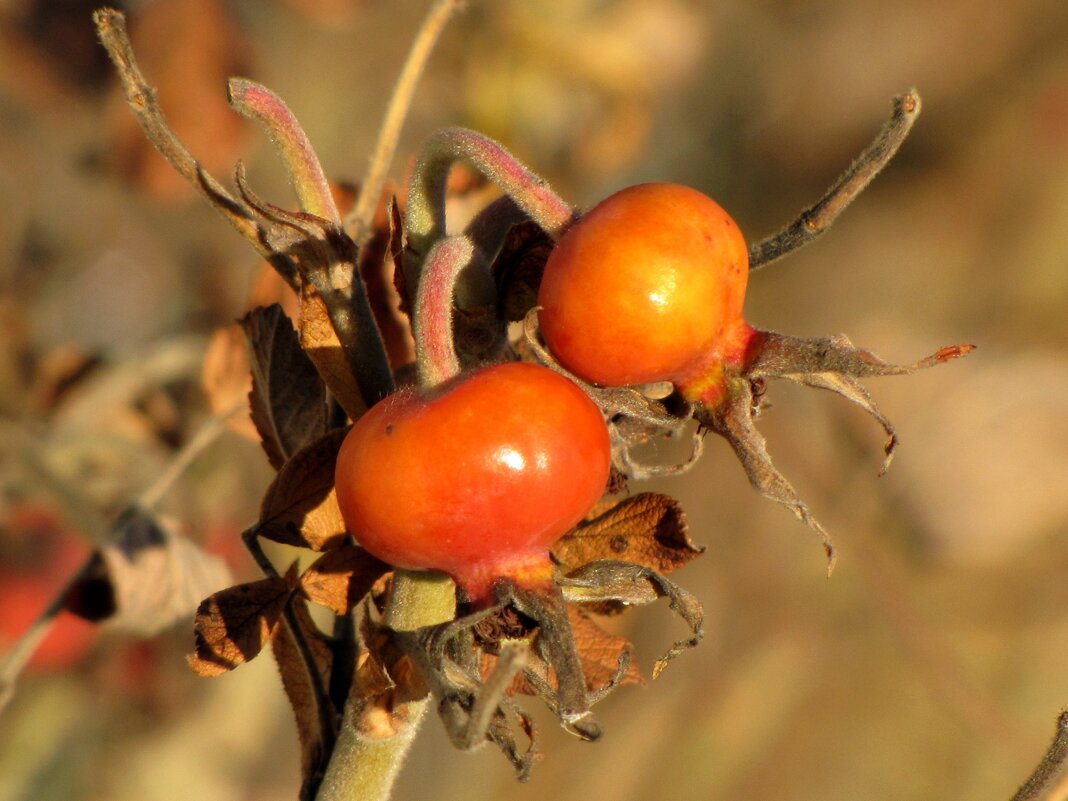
[698,377,838,574]
[747,332,976,474]
[504,581,601,741]
[558,561,704,679]
[522,309,697,477]
[390,604,542,780]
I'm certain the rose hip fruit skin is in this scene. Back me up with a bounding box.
[537,182,754,393]
[334,361,612,603]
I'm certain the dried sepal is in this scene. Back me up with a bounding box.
[386,602,540,779]
[695,331,976,573]
[558,561,703,678]
[240,304,329,470]
[699,374,838,573]
[750,333,975,472]
[521,309,698,478]
[255,428,349,551]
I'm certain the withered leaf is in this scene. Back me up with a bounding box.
[241,304,329,470]
[271,593,337,800]
[569,607,645,691]
[65,506,231,635]
[552,492,702,576]
[300,545,389,615]
[201,323,258,441]
[362,194,415,371]
[492,220,554,322]
[558,562,703,679]
[189,572,294,676]
[299,283,367,422]
[256,427,349,551]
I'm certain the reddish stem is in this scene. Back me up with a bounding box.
[404,128,576,302]
[413,235,475,388]
[228,78,341,223]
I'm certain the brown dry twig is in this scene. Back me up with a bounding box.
[748,89,922,270]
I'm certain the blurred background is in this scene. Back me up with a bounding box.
[2,0,1068,799]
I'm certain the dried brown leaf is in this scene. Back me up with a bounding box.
[299,283,368,422]
[271,593,337,799]
[241,304,330,470]
[362,194,415,371]
[493,220,554,322]
[189,572,293,677]
[569,607,645,690]
[300,545,389,615]
[65,507,231,635]
[256,428,349,551]
[552,492,701,575]
[201,323,258,440]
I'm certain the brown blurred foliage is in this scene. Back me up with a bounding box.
[2,0,1068,800]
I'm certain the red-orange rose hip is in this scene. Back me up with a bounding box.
[334,361,612,604]
[538,182,756,402]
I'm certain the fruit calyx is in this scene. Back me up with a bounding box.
[693,330,975,572]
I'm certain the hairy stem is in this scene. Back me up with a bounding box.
[315,571,454,801]
[347,0,465,242]
[228,78,341,223]
[748,89,922,270]
[92,9,267,256]
[413,235,475,388]
[1012,711,1068,801]
[404,127,576,298]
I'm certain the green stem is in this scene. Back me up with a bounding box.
[313,704,427,801]
[315,571,454,801]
